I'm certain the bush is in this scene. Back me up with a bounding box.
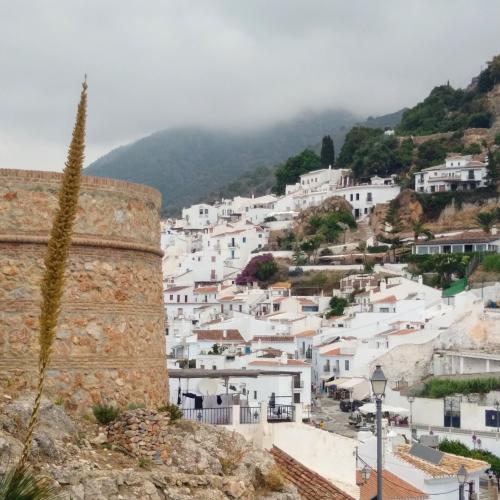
[482,254,500,273]
[319,248,333,256]
[259,466,285,492]
[495,132,500,146]
[92,403,120,425]
[367,245,389,253]
[439,439,500,476]
[158,403,183,423]
[420,377,500,398]
[328,296,348,317]
[236,254,278,285]
[0,467,58,500]
[127,402,146,410]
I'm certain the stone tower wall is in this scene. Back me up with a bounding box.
[0,169,167,412]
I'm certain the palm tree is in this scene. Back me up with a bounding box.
[475,211,496,234]
[412,219,434,244]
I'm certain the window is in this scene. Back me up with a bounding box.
[355,193,360,200]
[254,391,257,400]
[380,307,389,313]
[364,208,368,214]
[430,186,436,193]
[211,269,216,280]
[345,360,350,371]
[294,393,301,403]
[184,295,188,303]
[211,256,216,262]
[229,304,233,311]
[258,233,262,238]
[176,295,180,303]
[199,208,203,215]
[242,237,246,243]
[169,294,173,301]
[367,192,372,202]
[350,194,353,201]
[239,305,242,312]
[205,209,208,214]
[468,170,475,180]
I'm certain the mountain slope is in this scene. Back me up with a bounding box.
[85,110,359,215]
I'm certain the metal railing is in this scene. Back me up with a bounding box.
[240,406,261,424]
[182,407,232,425]
[267,405,295,423]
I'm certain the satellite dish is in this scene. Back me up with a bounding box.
[198,378,219,395]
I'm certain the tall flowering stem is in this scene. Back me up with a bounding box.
[17,79,88,471]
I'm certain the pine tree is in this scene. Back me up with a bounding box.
[17,78,88,472]
[486,149,500,193]
[320,135,335,167]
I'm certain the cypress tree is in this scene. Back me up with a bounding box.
[320,135,335,167]
[17,78,88,471]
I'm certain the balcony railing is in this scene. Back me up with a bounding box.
[182,407,232,425]
[240,406,261,424]
[267,405,295,423]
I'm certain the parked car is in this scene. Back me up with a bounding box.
[340,399,365,413]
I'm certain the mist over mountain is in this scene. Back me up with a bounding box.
[85,109,405,215]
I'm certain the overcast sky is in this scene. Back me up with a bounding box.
[1,0,499,172]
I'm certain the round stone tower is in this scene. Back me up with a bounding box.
[0,169,167,412]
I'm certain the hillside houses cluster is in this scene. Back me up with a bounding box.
[160,153,500,499]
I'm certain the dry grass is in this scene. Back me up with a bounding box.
[259,465,286,492]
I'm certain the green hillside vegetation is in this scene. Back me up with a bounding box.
[86,110,359,216]
[396,55,499,136]
[206,165,276,201]
[337,127,413,180]
[273,149,322,195]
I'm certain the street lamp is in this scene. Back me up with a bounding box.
[370,365,387,500]
[407,395,415,430]
[457,464,467,500]
[361,465,371,484]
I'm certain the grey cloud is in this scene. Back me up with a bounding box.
[0,0,499,170]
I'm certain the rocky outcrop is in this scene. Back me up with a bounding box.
[293,196,353,239]
[0,400,300,499]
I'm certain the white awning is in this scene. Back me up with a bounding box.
[358,403,409,415]
[325,377,370,400]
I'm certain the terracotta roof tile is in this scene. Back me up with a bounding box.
[394,444,489,478]
[271,446,353,500]
[252,335,295,343]
[294,330,316,338]
[194,286,219,294]
[358,469,427,500]
[322,348,341,356]
[373,295,397,304]
[195,329,244,342]
[248,359,307,367]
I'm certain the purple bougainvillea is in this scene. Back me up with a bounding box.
[236,253,277,285]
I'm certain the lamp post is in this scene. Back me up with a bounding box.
[370,365,387,500]
[361,464,371,484]
[407,395,415,430]
[457,464,467,500]
[495,401,500,434]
